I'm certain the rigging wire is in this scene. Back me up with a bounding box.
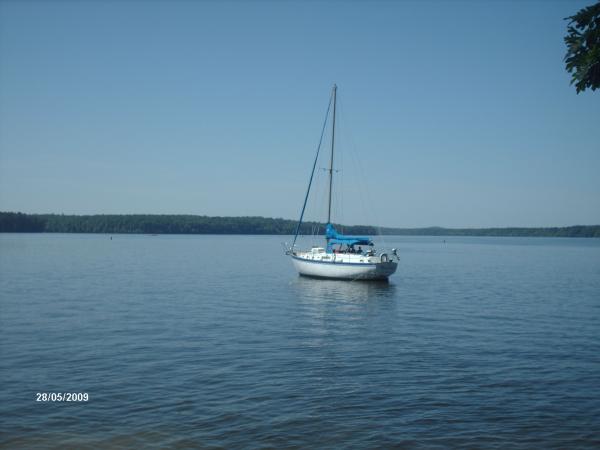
[336,101,345,233]
[293,86,392,254]
[339,95,390,252]
[309,169,327,248]
[291,90,333,250]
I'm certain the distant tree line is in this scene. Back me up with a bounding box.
[1,212,599,238]
[379,225,600,238]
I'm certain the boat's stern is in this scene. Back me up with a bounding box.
[373,260,398,279]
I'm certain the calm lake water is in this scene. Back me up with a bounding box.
[1,234,599,449]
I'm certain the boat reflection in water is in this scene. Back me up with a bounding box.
[290,275,397,306]
[288,277,399,350]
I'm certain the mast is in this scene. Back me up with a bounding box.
[327,84,337,224]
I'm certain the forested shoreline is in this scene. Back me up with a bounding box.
[1,212,599,237]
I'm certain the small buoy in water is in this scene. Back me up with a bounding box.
[110,236,112,240]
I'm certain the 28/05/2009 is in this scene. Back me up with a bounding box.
[36,393,89,402]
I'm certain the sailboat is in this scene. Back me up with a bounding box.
[286,85,399,280]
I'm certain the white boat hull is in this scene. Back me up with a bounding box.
[291,255,397,280]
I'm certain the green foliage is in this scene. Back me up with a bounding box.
[0,212,46,232]
[1,212,599,238]
[564,2,600,93]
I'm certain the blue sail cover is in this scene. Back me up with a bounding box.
[325,223,373,252]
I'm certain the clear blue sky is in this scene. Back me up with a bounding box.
[0,0,598,228]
